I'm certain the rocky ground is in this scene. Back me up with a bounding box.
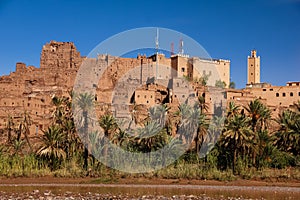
[0,190,261,200]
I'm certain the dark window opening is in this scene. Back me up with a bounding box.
[290,92,293,97]
[282,93,286,97]
[276,93,279,97]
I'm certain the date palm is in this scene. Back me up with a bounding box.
[37,125,66,170]
[18,111,33,152]
[74,92,95,170]
[275,109,300,156]
[5,115,14,143]
[99,114,117,163]
[222,113,252,173]
[245,99,271,132]
[245,99,271,166]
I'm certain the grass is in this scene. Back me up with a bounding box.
[0,153,299,182]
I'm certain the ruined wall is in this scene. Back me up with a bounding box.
[0,41,84,136]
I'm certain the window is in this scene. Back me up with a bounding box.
[299,92,300,96]
[297,83,299,86]
[181,68,185,72]
[251,73,253,75]
[276,93,279,97]
[270,88,273,91]
[144,95,146,98]
[263,89,266,91]
[290,92,293,97]
[282,93,286,97]
[137,95,140,98]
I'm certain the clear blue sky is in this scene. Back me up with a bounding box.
[0,0,299,88]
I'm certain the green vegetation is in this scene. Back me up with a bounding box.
[0,93,299,181]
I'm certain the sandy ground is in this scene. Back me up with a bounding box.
[0,176,300,187]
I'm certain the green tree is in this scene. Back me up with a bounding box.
[229,81,236,89]
[215,80,226,89]
[99,114,117,164]
[74,92,95,170]
[275,109,300,156]
[222,113,252,173]
[37,125,66,170]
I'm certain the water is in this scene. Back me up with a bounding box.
[0,183,299,199]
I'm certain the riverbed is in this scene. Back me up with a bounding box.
[0,183,299,199]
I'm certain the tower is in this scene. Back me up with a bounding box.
[247,50,260,84]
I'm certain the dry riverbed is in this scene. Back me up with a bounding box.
[0,177,299,199]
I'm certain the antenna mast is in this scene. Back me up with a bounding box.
[179,38,184,55]
[155,28,159,80]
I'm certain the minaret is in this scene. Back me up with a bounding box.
[247,50,260,84]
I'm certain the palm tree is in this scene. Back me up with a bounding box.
[194,112,208,155]
[245,99,271,132]
[244,99,271,166]
[198,96,209,114]
[37,125,66,170]
[227,101,240,119]
[222,113,252,173]
[19,111,33,152]
[74,92,95,170]
[5,115,14,143]
[275,109,300,156]
[99,114,117,163]
[256,130,275,169]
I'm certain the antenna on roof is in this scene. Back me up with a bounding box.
[155,28,159,80]
[155,28,159,51]
[179,38,184,55]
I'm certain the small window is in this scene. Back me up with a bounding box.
[251,73,253,75]
[282,93,286,97]
[27,103,30,107]
[182,95,185,98]
[290,92,293,97]
[181,68,185,72]
[263,89,266,91]
[144,95,146,98]
[251,64,253,66]
[146,101,149,104]
[298,92,300,96]
[150,95,153,98]
[276,93,279,97]
[137,95,140,98]
[270,88,273,91]
[296,83,299,86]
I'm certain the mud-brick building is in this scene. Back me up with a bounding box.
[0,41,84,135]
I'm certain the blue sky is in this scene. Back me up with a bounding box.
[0,0,299,88]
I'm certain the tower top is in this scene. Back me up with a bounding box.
[251,50,257,58]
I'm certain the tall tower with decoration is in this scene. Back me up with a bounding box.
[247,50,260,84]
